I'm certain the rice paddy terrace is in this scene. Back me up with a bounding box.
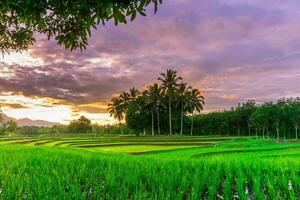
[0,135,235,153]
[0,135,300,199]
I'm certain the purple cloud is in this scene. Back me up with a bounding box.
[1,0,300,117]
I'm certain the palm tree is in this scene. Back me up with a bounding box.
[119,91,131,107]
[158,69,182,135]
[177,82,191,135]
[107,97,124,134]
[188,88,204,135]
[143,83,163,136]
[155,85,164,135]
[119,91,131,114]
[143,90,155,136]
[129,87,140,100]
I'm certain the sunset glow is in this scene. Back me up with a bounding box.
[1,0,300,125]
[0,94,115,124]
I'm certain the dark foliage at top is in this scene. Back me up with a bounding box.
[0,0,162,54]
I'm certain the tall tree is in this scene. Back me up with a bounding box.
[270,103,281,140]
[189,97,300,138]
[126,96,150,135]
[144,87,155,136]
[250,108,267,139]
[6,120,18,133]
[155,85,164,135]
[177,82,191,135]
[188,88,204,135]
[107,97,124,134]
[158,69,182,135]
[68,116,92,133]
[290,101,300,140]
[143,83,164,136]
[129,87,140,101]
[279,100,288,140]
[119,91,131,116]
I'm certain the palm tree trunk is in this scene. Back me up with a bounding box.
[119,120,123,135]
[151,110,154,136]
[248,122,251,136]
[262,126,265,139]
[226,121,229,136]
[296,125,298,140]
[237,121,240,136]
[157,108,161,135]
[169,96,172,135]
[180,100,183,135]
[276,125,279,140]
[190,113,194,136]
[255,127,258,139]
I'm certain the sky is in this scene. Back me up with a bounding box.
[0,0,300,124]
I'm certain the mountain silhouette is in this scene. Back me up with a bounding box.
[1,113,61,127]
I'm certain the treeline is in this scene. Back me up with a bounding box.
[193,97,300,139]
[0,119,18,135]
[108,69,205,135]
[0,115,125,136]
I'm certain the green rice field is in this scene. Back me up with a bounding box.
[0,135,299,199]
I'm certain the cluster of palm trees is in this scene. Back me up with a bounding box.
[107,87,139,134]
[108,69,204,135]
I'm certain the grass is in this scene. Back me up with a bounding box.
[0,135,299,199]
[0,135,228,152]
[90,145,199,153]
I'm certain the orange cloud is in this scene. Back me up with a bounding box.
[220,94,238,101]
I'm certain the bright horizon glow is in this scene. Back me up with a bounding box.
[0,94,116,125]
[0,1,300,125]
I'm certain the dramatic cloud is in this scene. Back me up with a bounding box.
[0,0,300,123]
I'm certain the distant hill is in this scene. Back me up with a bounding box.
[2,114,61,127]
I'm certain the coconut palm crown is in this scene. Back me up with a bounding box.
[107,69,204,135]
